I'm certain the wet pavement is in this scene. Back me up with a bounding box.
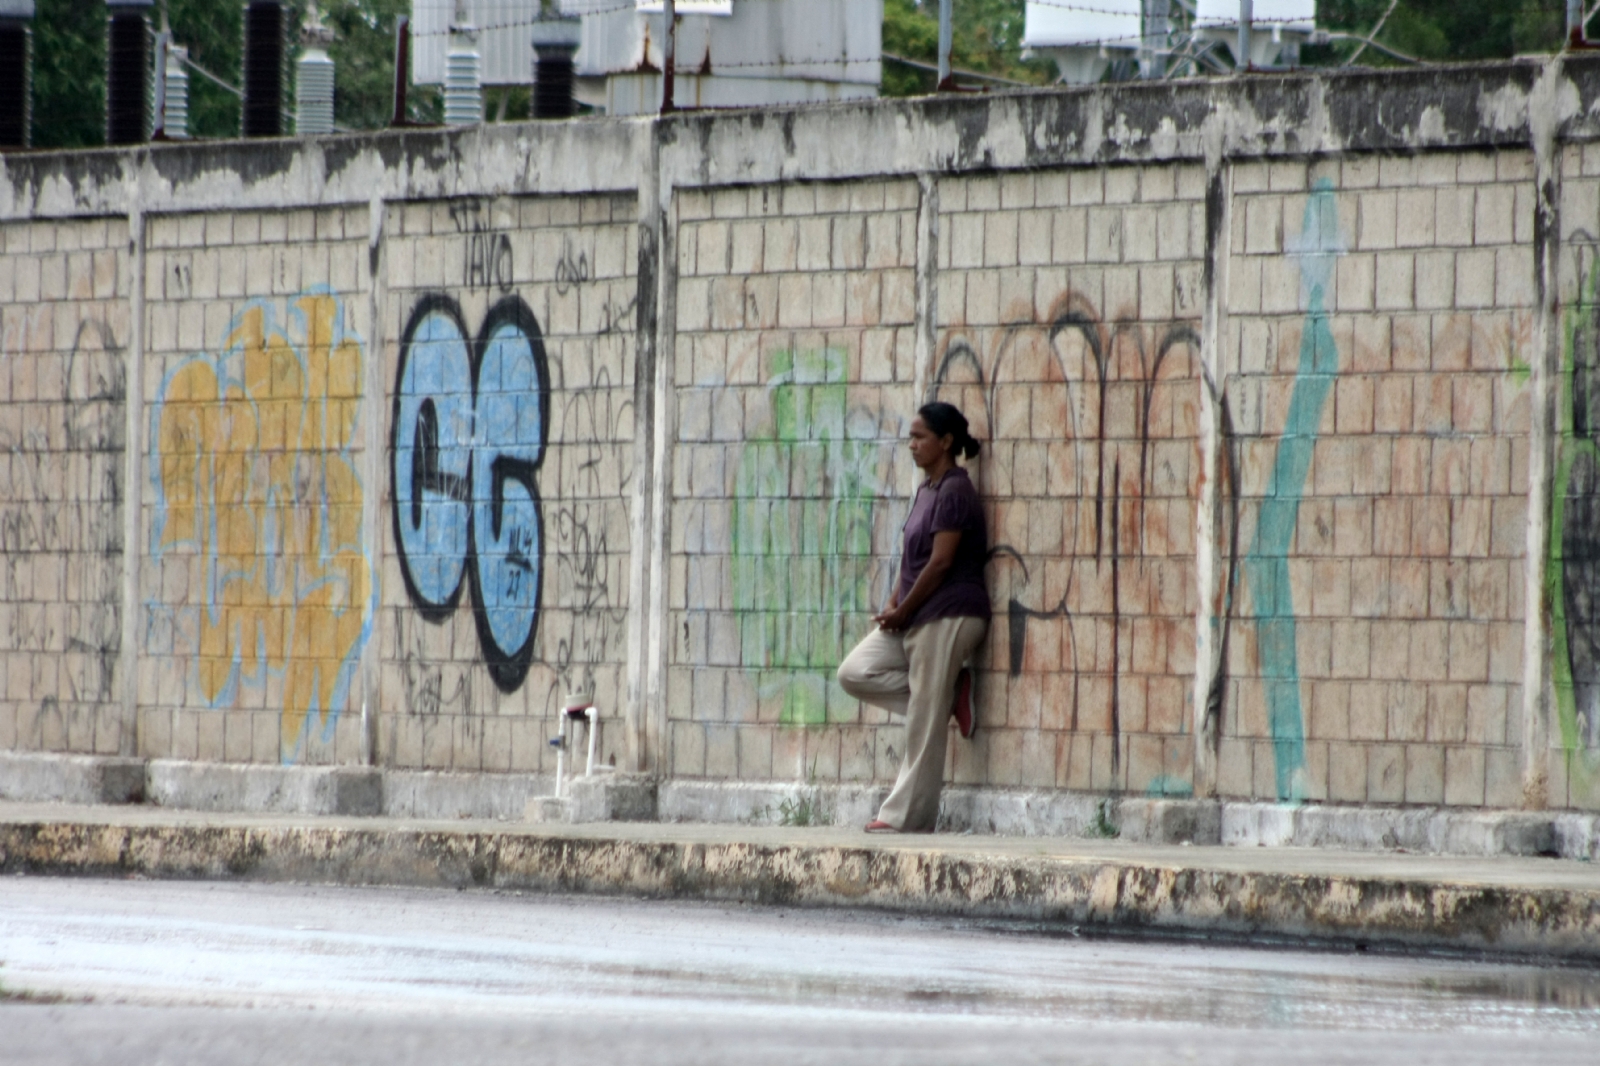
[2,877,1598,1065]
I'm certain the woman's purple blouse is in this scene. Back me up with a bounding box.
[894,465,991,628]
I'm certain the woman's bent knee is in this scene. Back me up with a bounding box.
[836,660,866,697]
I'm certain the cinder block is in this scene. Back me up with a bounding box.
[1404,743,1445,804]
[1454,248,1496,308]
[1473,184,1516,245]
[1327,741,1366,802]
[1368,743,1405,803]
[1443,745,1486,807]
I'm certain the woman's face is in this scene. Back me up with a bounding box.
[907,417,953,470]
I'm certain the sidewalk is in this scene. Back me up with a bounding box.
[4,801,1599,962]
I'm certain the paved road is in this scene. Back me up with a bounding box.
[2,877,1598,1065]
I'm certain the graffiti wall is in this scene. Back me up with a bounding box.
[1215,156,1532,807]
[379,195,635,773]
[1552,144,1600,809]
[669,180,915,782]
[0,218,129,757]
[141,209,377,763]
[10,73,1600,813]
[931,167,1204,797]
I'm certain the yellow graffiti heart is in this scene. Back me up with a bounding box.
[154,294,373,757]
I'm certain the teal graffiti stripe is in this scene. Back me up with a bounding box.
[1242,183,1343,801]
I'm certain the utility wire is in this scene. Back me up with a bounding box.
[177,53,243,98]
[1341,0,1398,67]
[882,52,1034,86]
[1325,30,1422,67]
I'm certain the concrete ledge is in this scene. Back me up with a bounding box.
[658,780,885,829]
[3,755,1599,860]
[1221,802,1600,860]
[383,769,554,821]
[525,773,658,824]
[0,753,144,806]
[4,807,1600,962]
[145,761,381,817]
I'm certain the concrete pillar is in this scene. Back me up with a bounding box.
[361,192,390,768]
[1193,158,1234,799]
[913,174,940,407]
[119,204,147,758]
[627,121,669,774]
[1523,59,1570,809]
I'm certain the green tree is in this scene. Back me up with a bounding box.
[320,0,444,129]
[165,0,244,140]
[32,0,104,148]
[1288,1,1563,66]
[882,0,1053,95]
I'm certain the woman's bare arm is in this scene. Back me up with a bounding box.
[875,530,960,631]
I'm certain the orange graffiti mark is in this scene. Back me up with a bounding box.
[154,294,372,755]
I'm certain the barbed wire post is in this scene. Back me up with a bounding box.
[1140,0,1167,79]
[936,0,953,89]
[1237,0,1252,70]
[392,15,411,126]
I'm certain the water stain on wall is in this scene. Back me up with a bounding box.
[149,292,376,759]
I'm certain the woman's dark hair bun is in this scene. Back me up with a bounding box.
[918,401,981,460]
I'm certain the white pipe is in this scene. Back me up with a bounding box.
[584,707,599,777]
[554,716,567,798]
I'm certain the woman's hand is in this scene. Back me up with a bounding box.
[877,531,961,632]
[874,604,913,631]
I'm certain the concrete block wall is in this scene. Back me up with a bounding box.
[929,166,1207,797]
[1551,143,1600,809]
[139,206,375,766]
[379,193,636,775]
[668,178,920,784]
[5,57,1600,820]
[0,218,129,757]
[1211,154,1535,809]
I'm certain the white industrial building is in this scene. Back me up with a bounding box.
[1023,0,1317,84]
[410,0,882,117]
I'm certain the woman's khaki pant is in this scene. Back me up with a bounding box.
[835,616,988,832]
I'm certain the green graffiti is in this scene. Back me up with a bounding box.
[729,348,890,725]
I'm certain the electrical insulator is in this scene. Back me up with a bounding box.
[443,20,482,127]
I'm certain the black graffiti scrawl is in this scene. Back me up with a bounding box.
[1558,236,1600,749]
[391,294,550,692]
